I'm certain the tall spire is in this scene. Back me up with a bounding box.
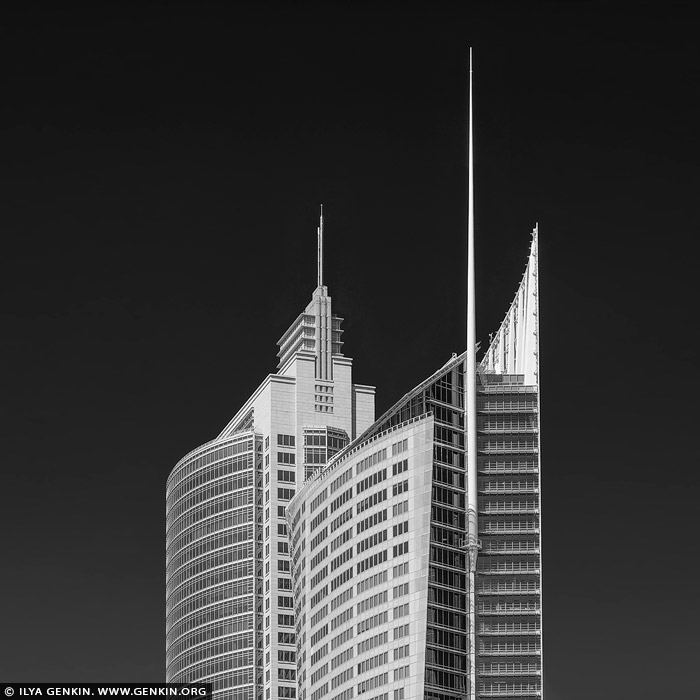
[465,47,479,700]
[317,204,324,288]
[466,47,478,549]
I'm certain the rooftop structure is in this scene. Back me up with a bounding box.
[166,51,543,700]
[166,210,375,700]
[285,53,542,700]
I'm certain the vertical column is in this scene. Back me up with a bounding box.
[465,47,480,700]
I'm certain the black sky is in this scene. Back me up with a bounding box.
[1,2,699,697]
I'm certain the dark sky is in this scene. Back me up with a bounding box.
[1,2,698,697]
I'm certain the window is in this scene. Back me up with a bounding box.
[331,546,353,571]
[356,468,387,495]
[357,530,387,554]
[392,521,408,537]
[392,459,408,476]
[330,508,352,533]
[278,470,296,483]
[278,434,296,447]
[331,488,352,513]
[356,489,387,515]
[357,509,387,535]
[357,570,388,595]
[357,631,388,655]
[278,452,296,465]
[330,567,353,591]
[356,448,387,476]
[391,439,408,456]
[392,562,409,578]
[392,500,408,517]
[393,666,409,681]
[392,542,409,557]
[330,627,353,651]
[393,623,409,640]
[393,603,409,619]
[392,583,409,598]
[392,480,408,497]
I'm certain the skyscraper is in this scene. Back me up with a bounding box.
[285,56,542,700]
[167,55,542,700]
[165,211,376,700]
[287,229,541,700]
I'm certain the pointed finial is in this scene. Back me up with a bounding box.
[317,204,324,288]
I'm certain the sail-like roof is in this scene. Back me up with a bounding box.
[480,225,540,385]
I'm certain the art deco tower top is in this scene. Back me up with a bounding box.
[276,206,345,380]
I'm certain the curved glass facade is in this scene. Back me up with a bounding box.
[166,432,263,700]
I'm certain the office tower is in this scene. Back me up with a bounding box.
[165,211,376,700]
[285,58,542,700]
[287,231,541,700]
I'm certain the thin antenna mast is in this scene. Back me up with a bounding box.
[465,47,479,700]
[317,204,324,288]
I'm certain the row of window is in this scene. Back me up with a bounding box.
[391,439,408,456]
[357,530,387,555]
[331,587,353,611]
[330,467,353,495]
[331,647,353,671]
[167,504,252,557]
[356,509,387,535]
[167,578,253,628]
[355,448,387,476]
[167,524,252,580]
[356,468,387,495]
[168,440,253,496]
[167,614,253,666]
[166,593,252,649]
[167,455,252,512]
[331,527,351,553]
[167,543,253,596]
[356,630,387,655]
[167,560,253,614]
[311,527,328,551]
[311,488,328,513]
[331,488,353,513]
[167,473,253,525]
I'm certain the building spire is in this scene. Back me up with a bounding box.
[317,204,324,288]
[465,47,479,700]
[466,47,477,548]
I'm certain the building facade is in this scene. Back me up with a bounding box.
[286,229,542,700]
[167,60,542,700]
[166,265,376,700]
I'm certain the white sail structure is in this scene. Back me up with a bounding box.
[480,225,540,385]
